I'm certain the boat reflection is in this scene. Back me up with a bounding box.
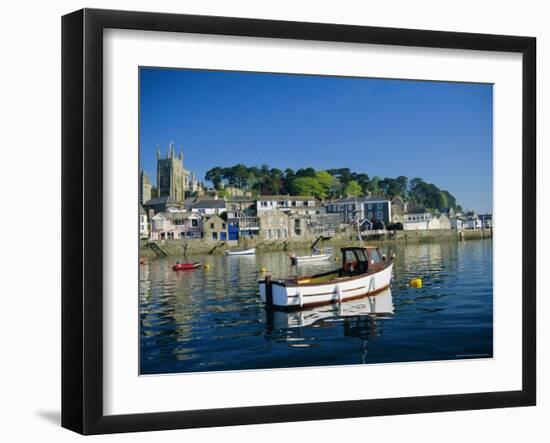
[264,288,393,330]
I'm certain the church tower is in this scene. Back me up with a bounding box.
[156,141,190,203]
[139,170,152,204]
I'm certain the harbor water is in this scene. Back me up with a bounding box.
[140,239,493,374]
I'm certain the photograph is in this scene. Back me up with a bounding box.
[138,67,494,375]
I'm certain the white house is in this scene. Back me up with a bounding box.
[256,195,320,215]
[464,216,482,230]
[139,205,149,239]
[189,199,226,216]
[403,208,451,230]
[450,216,465,230]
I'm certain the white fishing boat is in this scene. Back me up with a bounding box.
[259,246,393,310]
[226,248,256,256]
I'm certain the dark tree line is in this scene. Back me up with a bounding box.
[205,165,461,212]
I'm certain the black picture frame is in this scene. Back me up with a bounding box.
[62,8,536,435]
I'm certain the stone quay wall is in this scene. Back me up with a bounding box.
[140,228,492,257]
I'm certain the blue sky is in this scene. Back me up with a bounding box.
[139,67,493,213]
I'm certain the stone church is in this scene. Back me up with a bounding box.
[140,141,203,212]
[156,141,190,203]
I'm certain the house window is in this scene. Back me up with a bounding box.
[368,211,373,219]
[368,203,372,209]
[210,223,214,229]
[261,201,267,207]
[222,223,226,229]
[377,203,382,209]
[212,232,218,240]
[376,211,383,219]
[191,219,198,227]
[180,232,185,238]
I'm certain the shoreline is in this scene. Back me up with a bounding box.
[140,228,492,257]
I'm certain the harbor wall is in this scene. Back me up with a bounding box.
[140,228,492,257]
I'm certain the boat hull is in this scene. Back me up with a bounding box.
[172,262,202,271]
[259,263,393,310]
[226,248,256,256]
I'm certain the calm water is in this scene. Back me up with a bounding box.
[140,240,493,374]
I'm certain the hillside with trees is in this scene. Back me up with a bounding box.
[205,164,462,212]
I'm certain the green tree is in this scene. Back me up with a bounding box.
[290,176,326,198]
[344,180,362,197]
[205,167,225,189]
[316,171,340,198]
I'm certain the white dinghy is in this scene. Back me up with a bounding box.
[288,247,333,265]
[259,246,393,310]
[226,248,256,256]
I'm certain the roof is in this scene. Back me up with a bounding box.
[144,196,178,206]
[406,206,429,214]
[165,211,199,220]
[333,196,389,204]
[258,195,317,201]
[226,196,254,203]
[190,199,226,209]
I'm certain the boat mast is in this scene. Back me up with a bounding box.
[356,196,364,247]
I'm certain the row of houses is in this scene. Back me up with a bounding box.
[140,193,492,240]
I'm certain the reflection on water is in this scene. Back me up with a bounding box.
[140,240,493,374]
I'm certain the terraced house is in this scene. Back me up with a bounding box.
[327,196,391,225]
[256,195,321,215]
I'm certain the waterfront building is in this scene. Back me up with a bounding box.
[464,215,482,230]
[390,195,407,223]
[479,214,493,229]
[403,207,451,230]
[150,211,202,240]
[202,215,229,241]
[288,213,308,240]
[327,196,391,225]
[190,198,227,216]
[139,204,149,239]
[139,170,152,205]
[363,196,392,225]
[258,209,289,240]
[156,141,190,203]
[306,213,343,237]
[226,197,259,237]
[450,216,465,230]
[256,195,321,215]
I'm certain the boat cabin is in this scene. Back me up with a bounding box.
[341,246,387,276]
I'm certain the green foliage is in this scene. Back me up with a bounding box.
[344,180,362,197]
[290,176,326,198]
[203,164,460,211]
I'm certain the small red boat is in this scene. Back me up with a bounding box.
[172,261,203,271]
[139,257,147,265]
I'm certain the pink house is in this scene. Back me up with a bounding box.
[150,212,202,240]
